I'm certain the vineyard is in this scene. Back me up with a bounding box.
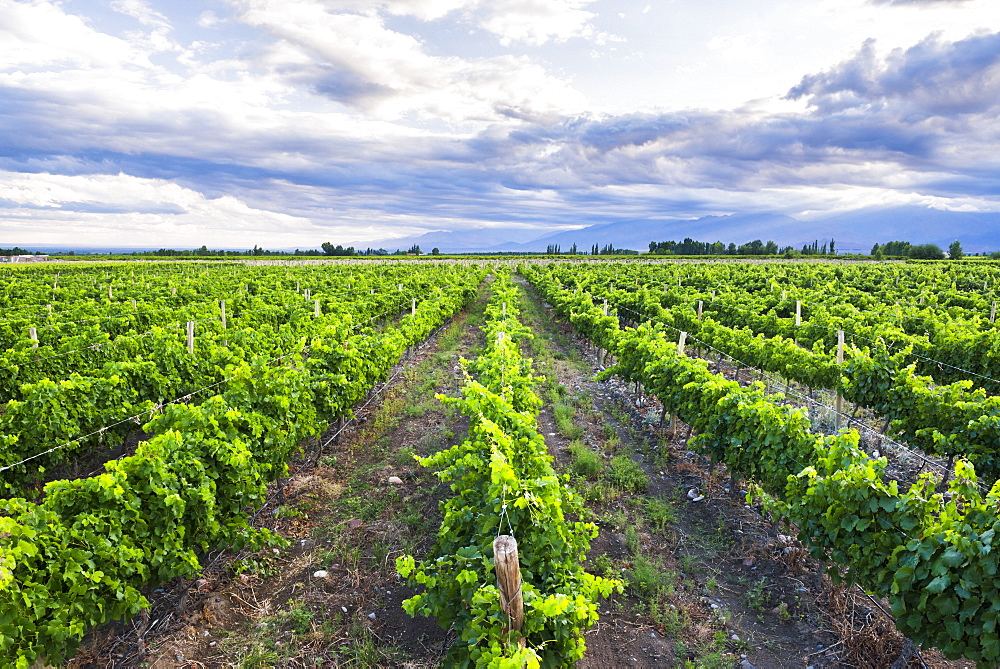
[1,258,1000,667]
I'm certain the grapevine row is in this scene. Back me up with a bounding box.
[523,264,1000,666]
[397,274,621,667]
[537,263,1000,482]
[0,268,484,668]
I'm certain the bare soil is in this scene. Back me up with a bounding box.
[73,280,974,669]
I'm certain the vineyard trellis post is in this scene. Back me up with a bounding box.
[834,329,844,430]
[493,535,525,644]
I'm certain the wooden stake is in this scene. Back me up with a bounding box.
[493,535,524,638]
[835,329,844,430]
[697,300,703,321]
[315,299,321,317]
[187,321,195,354]
[411,298,416,316]
[991,301,996,324]
[677,331,687,356]
[795,301,801,328]
[221,300,228,347]
[29,327,38,349]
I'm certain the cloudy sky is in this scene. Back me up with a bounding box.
[1,0,999,249]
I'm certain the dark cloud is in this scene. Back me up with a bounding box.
[787,31,1000,117]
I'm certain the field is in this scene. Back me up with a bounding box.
[1,258,998,668]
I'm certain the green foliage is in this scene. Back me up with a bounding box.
[568,440,602,479]
[0,262,487,667]
[607,455,648,492]
[522,261,1000,665]
[398,275,621,667]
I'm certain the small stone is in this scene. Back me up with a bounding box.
[313,570,329,579]
[209,641,217,647]
[687,488,699,500]
[731,633,740,642]
[271,548,280,555]
[368,612,376,619]
[341,606,348,613]
[348,518,364,530]
[742,557,756,567]
[202,630,210,637]
[388,476,403,485]
[740,661,756,669]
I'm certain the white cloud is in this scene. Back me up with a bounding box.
[476,0,608,46]
[0,0,148,69]
[0,171,320,247]
[110,0,172,30]
[228,0,588,122]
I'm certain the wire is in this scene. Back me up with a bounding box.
[0,301,412,477]
[609,303,969,485]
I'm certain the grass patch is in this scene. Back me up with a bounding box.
[607,454,648,492]
[644,497,675,532]
[568,440,602,479]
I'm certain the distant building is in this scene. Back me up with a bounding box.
[0,255,49,263]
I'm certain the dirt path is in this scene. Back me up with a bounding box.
[75,279,971,668]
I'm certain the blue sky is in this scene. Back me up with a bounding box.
[1,0,999,249]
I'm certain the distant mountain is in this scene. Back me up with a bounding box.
[346,226,557,254]
[496,213,801,252]
[808,206,1000,254]
[486,207,1000,254]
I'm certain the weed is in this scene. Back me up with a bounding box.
[650,601,687,637]
[395,445,417,467]
[607,455,648,492]
[628,555,676,601]
[744,576,769,612]
[554,403,585,439]
[275,505,304,520]
[568,440,602,479]
[232,555,279,579]
[624,525,641,556]
[644,497,675,532]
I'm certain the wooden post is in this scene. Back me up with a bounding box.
[782,289,787,300]
[991,301,996,324]
[131,299,137,308]
[411,298,416,316]
[108,284,113,299]
[29,327,38,349]
[493,535,524,638]
[296,281,300,293]
[697,300,703,321]
[795,301,801,328]
[677,331,687,356]
[172,287,176,296]
[919,294,924,305]
[187,322,195,354]
[834,330,844,430]
[502,302,507,318]
[220,300,228,347]
[304,288,310,301]
[315,299,321,317]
